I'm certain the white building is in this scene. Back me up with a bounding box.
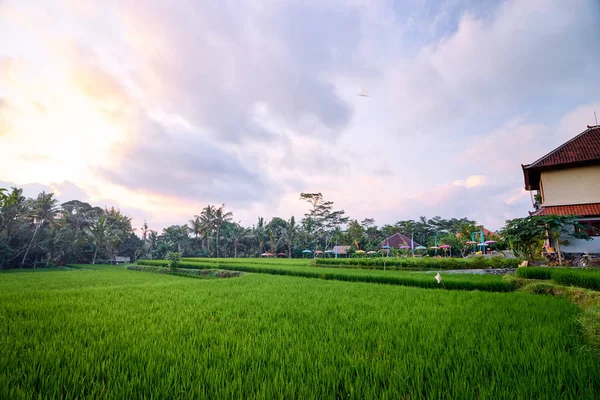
[522,125,600,254]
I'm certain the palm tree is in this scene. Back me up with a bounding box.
[141,220,149,242]
[21,192,58,267]
[148,230,158,253]
[229,223,247,258]
[85,215,119,264]
[254,217,266,256]
[213,204,233,258]
[280,216,297,258]
[188,216,202,239]
[200,205,216,256]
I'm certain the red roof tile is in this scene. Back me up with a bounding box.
[532,203,600,217]
[523,126,600,169]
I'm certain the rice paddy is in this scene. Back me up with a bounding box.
[1,264,599,399]
[138,259,516,292]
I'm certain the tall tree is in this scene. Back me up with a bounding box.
[254,217,266,256]
[85,215,119,264]
[200,205,216,255]
[280,216,297,258]
[213,204,233,258]
[299,193,348,250]
[21,192,58,267]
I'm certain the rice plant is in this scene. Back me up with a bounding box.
[138,259,516,292]
[1,267,598,399]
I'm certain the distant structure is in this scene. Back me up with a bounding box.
[378,233,421,249]
[332,245,351,256]
[111,256,131,264]
[522,125,600,254]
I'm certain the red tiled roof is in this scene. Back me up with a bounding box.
[532,203,600,217]
[523,125,600,170]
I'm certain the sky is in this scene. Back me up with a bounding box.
[1,0,599,232]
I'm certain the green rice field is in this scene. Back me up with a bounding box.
[139,259,516,292]
[1,264,599,399]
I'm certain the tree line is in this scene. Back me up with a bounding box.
[1,187,587,268]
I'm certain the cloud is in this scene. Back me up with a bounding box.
[557,102,600,140]
[97,115,275,207]
[385,0,600,133]
[453,175,487,188]
[115,0,359,144]
[1,0,599,231]
[456,118,548,173]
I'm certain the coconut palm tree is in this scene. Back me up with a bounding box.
[199,205,216,255]
[85,215,120,265]
[21,192,58,267]
[279,216,297,258]
[254,217,266,256]
[213,204,233,258]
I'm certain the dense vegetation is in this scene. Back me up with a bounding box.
[517,267,600,291]
[138,259,517,292]
[1,266,599,399]
[0,186,588,269]
[0,187,502,268]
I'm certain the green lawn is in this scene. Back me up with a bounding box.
[1,266,599,398]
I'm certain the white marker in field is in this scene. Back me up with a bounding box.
[435,273,442,284]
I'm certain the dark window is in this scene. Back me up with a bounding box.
[578,220,600,237]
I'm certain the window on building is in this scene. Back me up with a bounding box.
[577,220,600,237]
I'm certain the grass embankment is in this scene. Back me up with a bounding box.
[182,257,310,266]
[1,268,598,398]
[517,267,600,291]
[316,256,521,270]
[127,264,242,278]
[138,259,515,292]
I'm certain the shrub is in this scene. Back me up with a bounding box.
[166,252,181,270]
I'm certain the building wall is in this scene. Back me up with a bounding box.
[552,217,600,254]
[540,165,600,206]
[556,236,600,253]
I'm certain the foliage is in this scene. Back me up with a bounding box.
[0,188,134,269]
[1,268,599,398]
[166,251,182,270]
[501,215,589,261]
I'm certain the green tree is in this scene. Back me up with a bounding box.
[21,192,59,267]
[536,215,591,265]
[213,204,233,258]
[500,216,588,261]
[280,216,297,258]
[85,215,119,264]
[254,217,266,256]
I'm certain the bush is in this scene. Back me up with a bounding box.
[166,252,181,270]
